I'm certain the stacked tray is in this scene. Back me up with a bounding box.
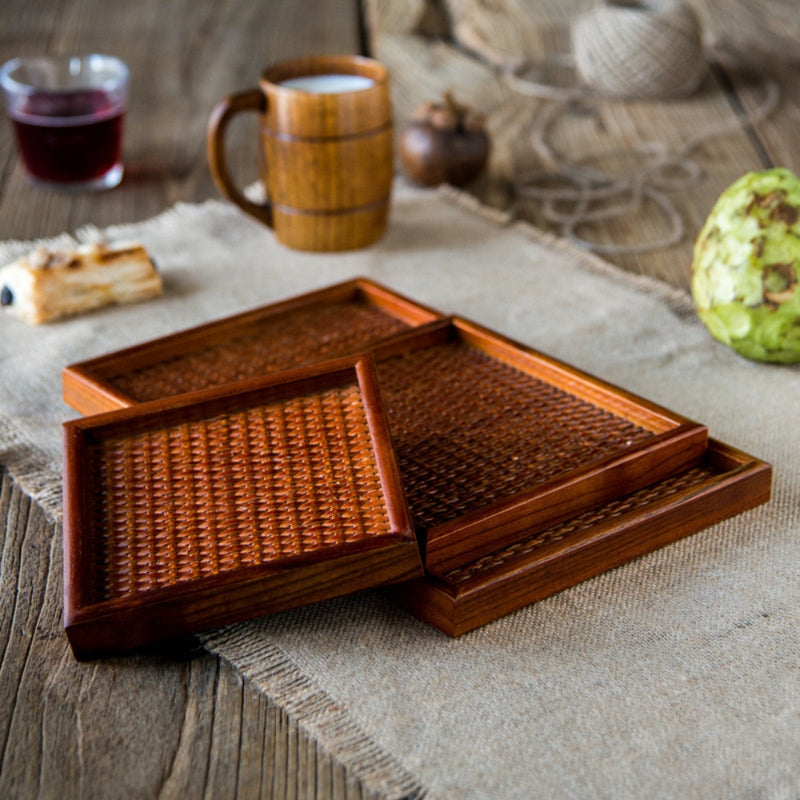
[367,317,709,573]
[387,439,768,635]
[63,356,420,659]
[62,278,772,657]
[63,278,442,415]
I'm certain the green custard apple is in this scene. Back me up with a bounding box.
[691,168,800,364]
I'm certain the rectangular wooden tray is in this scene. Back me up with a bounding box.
[369,318,709,573]
[388,439,772,636]
[63,277,444,415]
[60,278,772,646]
[62,355,422,659]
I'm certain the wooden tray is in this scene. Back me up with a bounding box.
[62,355,421,659]
[388,439,772,636]
[60,278,772,646]
[63,277,443,415]
[370,318,709,573]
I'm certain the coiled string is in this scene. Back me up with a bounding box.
[571,0,708,100]
[503,0,782,255]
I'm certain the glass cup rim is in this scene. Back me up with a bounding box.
[0,54,129,96]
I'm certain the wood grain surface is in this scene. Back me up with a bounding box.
[0,468,383,799]
[367,0,800,290]
[207,54,394,251]
[390,440,772,636]
[61,356,421,660]
[0,0,365,240]
[61,277,443,415]
[0,1,382,798]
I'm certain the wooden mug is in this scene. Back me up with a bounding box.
[207,55,393,252]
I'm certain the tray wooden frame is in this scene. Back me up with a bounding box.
[369,318,710,573]
[62,277,444,415]
[388,439,772,636]
[59,279,773,647]
[63,355,421,659]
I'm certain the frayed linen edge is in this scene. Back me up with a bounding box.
[201,625,428,800]
[436,183,698,318]
[2,185,699,800]
[0,415,62,522]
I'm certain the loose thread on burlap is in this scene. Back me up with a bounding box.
[502,0,784,255]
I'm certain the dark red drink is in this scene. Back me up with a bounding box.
[11,88,124,187]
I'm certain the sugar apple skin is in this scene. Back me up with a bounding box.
[691,168,800,364]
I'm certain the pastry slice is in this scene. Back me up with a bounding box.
[0,241,163,324]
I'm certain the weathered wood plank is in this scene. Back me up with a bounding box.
[375,31,772,289]
[2,2,795,796]
[0,1,378,795]
[0,0,364,240]
[0,468,375,798]
[726,63,800,176]
[368,1,791,290]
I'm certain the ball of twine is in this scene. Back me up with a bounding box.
[571,0,708,100]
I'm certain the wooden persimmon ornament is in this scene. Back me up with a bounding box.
[400,92,490,187]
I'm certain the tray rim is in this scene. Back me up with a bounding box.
[62,276,446,416]
[62,352,421,658]
[67,540,420,660]
[368,317,710,572]
[387,438,773,636]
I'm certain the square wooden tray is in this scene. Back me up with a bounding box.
[369,318,709,573]
[60,278,772,646]
[388,439,772,636]
[62,277,443,415]
[62,355,421,659]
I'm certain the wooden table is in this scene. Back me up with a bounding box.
[1,1,797,797]
[1,3,376,798]
[367,0,800,290]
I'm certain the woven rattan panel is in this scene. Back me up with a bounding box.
[443,463,718,584]
[85,384,390,603]
[111,301,410,402]
[376,340,654,532]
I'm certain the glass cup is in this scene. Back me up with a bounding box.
[0,54,128,191]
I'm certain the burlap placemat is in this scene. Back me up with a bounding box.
[1,181,797,799]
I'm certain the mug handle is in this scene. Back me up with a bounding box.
[206,88,273,227]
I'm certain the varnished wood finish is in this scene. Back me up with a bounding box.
[208,55,393,251]
[388,439,773,637]
[206,88,272,226]
[65,287,710,577]
[63,355,421,659]
[367,317,709,572]
[62,277,444,415]
[421,423,707,574]
[1,469,375,800]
